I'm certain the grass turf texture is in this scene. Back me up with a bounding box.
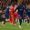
[0,22,30,30]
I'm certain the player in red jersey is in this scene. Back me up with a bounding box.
[9,4,15,24]
[13,9,18,25]
[9,3,18,25]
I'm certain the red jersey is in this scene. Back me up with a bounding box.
[9,5,15,15]
[10,5,14,12]
[14,12,18,18]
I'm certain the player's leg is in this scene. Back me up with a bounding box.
[19,17,22,28]
[2,18,6,24]
[19,18,22,25]
[3,18,6,24]
[27,17,29,23]
[27,13,30,23]
[13,17,16,25]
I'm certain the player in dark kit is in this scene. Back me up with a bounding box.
[17,4,26,28]
[26,9,30,23]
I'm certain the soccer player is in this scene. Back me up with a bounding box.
[26,2,30,23]
[5,6,9,21]
[9,3,18,25]
[9,3,15,24]
[26,8,30,24]
[17,3,26,28]
[1,10,6,25]
[26,0,30,23]
[17,5,23,28]
[14,9,18,25]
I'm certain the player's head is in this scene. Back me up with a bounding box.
[11,2,15,6]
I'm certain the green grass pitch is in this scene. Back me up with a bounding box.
[0,22,30,30]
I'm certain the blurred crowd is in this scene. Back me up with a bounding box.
[0,0,30,24]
